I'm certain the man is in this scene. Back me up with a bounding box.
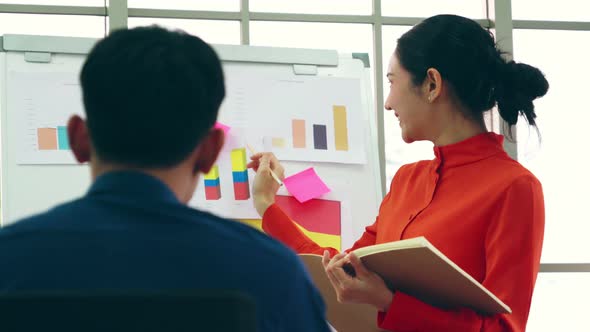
[0,26,329,332]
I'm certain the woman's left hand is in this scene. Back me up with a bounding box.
[322,250,394,312]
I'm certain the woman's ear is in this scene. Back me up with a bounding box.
[424,68,442,103]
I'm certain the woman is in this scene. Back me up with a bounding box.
[248,14,547,332]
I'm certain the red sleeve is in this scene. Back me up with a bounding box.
[377,175,545,332]
[262,204,378,256]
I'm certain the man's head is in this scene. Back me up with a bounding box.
[69,26,225,198]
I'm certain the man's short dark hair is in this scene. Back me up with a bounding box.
[80,26,225,168]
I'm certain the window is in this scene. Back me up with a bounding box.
[0,13,105,37]
[128,0,239,12]
[250,0,371,15]
[0,0,102,5]
[250,21,372,56]
[527,273,590,331]
[381,0,486,19]
[514,29,590,263]
[128,18,240,45]
[512,0,590,21]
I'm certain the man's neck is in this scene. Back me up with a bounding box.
[90,161,198,204]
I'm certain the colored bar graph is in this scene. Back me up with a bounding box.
[333,105,349,151]
[37,128,58,150]
[272,137,286,148]
[57,126,70,150]
[203,165,221,200]
[231,148,250,200]
[313,124,327,150]
[292,119,306,148]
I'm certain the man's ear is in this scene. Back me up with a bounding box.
[424,67,443,103]
[67,115,91,163]
[192,128,225,175]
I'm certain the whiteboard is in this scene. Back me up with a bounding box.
[0,34,383,248]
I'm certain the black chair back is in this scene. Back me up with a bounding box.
[0,289,256,332]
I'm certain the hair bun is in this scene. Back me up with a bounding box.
[504,61,549,100]
[494,59,549,126]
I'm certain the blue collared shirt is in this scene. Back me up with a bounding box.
[0,171,329,332]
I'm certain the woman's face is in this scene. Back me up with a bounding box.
[384,53,434,143]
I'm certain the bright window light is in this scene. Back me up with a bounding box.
[128,18,240,45]
[128,0,239,12]
[514,29,590,263]
[0,13,105,37]
[382,0,486,19]
[528,273,590,331]
[512,0,590,21]
[250,0,371,15]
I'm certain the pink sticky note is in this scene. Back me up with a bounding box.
[283,167,331,203]
[214,122,230,135]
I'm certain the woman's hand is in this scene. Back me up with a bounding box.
[247,152,285,216]
[322,250,394,312]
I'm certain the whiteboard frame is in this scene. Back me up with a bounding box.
[1,34,340,66]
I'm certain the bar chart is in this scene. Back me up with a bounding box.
[37,126,69,151]
[215,71,364,164]
[285,105,349,152]
[203,165,221,200]
[231,147,250,200]
[191,144,258,218]
[12,72,84,164]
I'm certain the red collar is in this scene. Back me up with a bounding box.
[432,132,506,169]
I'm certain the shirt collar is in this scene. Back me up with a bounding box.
[433,132,506,169]
[86,170,181,205]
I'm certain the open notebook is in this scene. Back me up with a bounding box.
[300,237,510,332]
[351,236,511,315]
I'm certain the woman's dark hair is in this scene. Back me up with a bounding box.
[396,14,548,133]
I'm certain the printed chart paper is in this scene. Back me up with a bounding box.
[219,67,367,164]
[11,72,84,164]
[190,128,260,219]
